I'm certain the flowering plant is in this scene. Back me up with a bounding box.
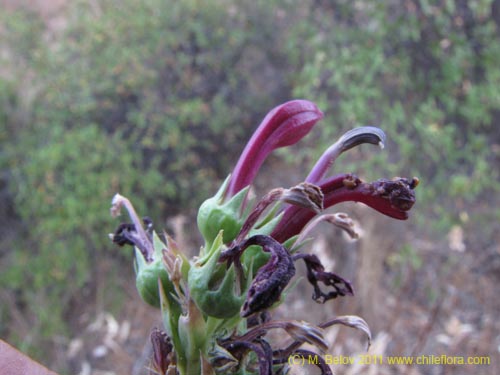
[110,100,418,374]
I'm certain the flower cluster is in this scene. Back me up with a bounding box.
[110,100,418,375]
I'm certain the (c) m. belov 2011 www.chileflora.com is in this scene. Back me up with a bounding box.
[110,99,418,375]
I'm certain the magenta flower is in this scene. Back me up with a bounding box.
[227,100,323,197]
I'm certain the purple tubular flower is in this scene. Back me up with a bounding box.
[306,126,386,184]
[272,174,418,243]
[227,100,323,197]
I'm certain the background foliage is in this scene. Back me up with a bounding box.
[289,0,499,231]
[1,0,499,373]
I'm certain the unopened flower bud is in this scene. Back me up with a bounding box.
[197,177,248,246]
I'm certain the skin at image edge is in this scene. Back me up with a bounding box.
[0,340,60,375]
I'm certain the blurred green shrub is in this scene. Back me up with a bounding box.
[2,124,135,342]
[33,0,294,213]
[0,0,300,363]
[289,0,499,230]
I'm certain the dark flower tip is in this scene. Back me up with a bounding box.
[241,236,296,317]
[352,176,419,218]
[319,174,418,219]
[221,340,272,375]
[150,327,174,375]
[294,253,353,303]
[110,194,154,261]
[111,217,154,261]
[272,175,419,242]
[223,235,296,317]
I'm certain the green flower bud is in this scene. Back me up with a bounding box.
[188,231,249,319]
[135,250,171,308]
[197,176,249,246]
[134,232,183,312]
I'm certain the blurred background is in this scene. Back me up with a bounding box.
[0,0,499,374]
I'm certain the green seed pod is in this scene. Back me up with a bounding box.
[135,248,176,308]
[197,176,249,246]
[134,231,185,313]
[188,231,249,319]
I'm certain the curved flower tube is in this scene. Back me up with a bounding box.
[305,126,386,184]
[272,174,418,243]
